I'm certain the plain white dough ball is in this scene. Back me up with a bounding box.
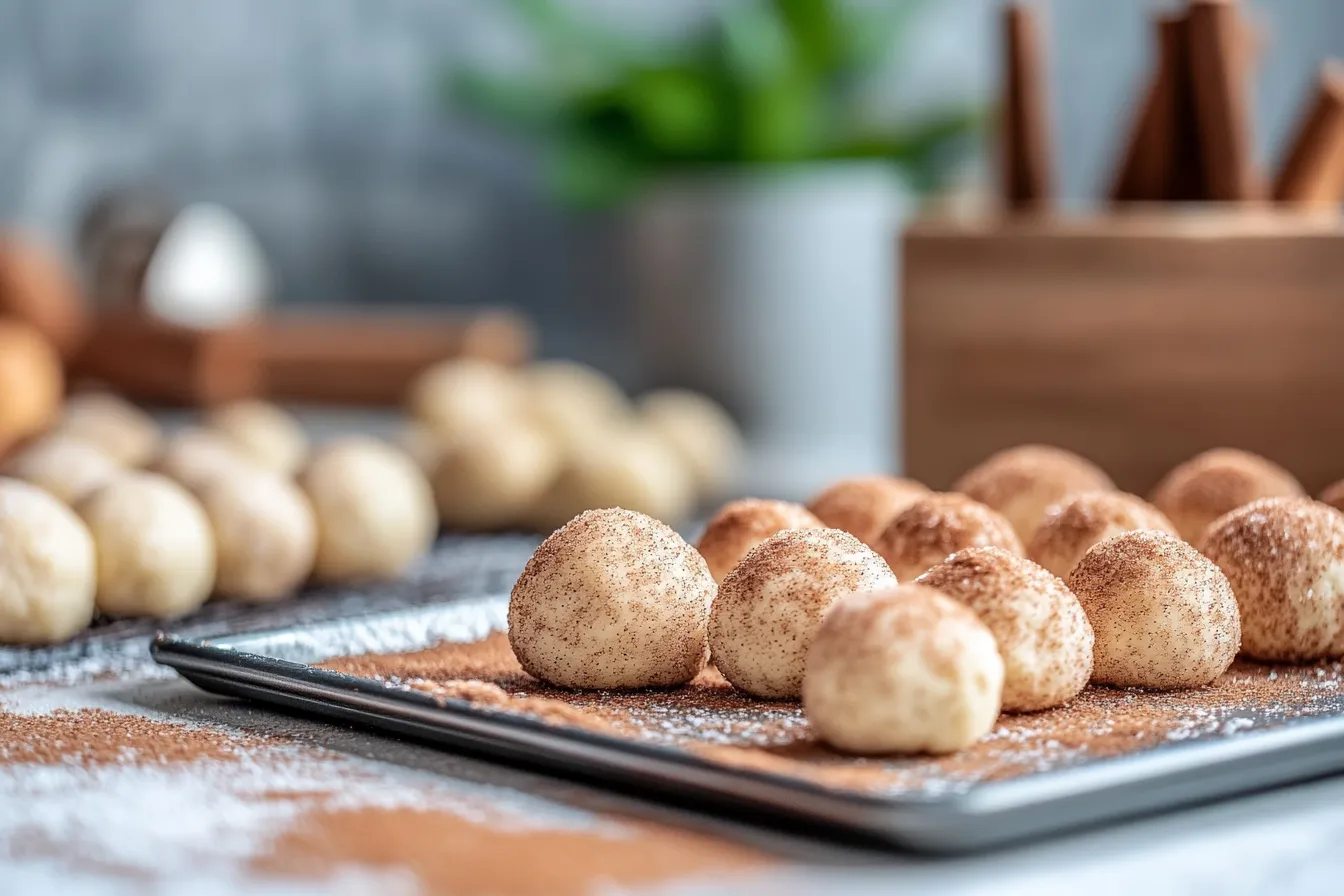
[0,477,96,643]
[198,468,317,602]
[206,400,309,476]
[917,547,1092,711]
[874,493,1023,582]
[78,472,215,619]
[434,421,561,531]
[152,427,259,494]
[695,498,824,583]
[1027,490,1178,579]
[408,358,527,442]
[5,434,121,506]
[637,389,742,499]
[1201,497,1344,662]
[508,507,715,689]
[954,444,1115,543]
[56,392,162,467]
[709,528,897,699]
[1150,447,1305,544]
[523,360,630,453]
[803,584,1004,755]
[806,475,930,549]
[1067,530,1239,689]
[301,437,437,583]
[395,420,444,476]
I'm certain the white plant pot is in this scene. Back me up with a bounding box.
[630,163,911,500]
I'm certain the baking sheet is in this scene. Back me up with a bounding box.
[153,596,1344,853]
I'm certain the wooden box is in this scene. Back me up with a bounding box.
[902,211,1344,494]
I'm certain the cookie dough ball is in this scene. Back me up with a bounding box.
[152,427,258,493]
[198,469,317,602]
[1027,491,1179,579]
[301,437,437,583]
[695,498,825,583]
[0,478,96,644]
[1150,448,1304,544]
[395,420,444,476]
[78,473,215,619]
[710,528,897,699]
[917,547,1092,711]
[1318,479,1344,514]
[803,585,1003,754]
[1067,530,1239,689]
[954,445,1114,543]
[206,400,308,476]
[874,493,1022,582]
[0,320,63,453]
[56,392,161,467]
[1201,497,1344,662]
[407,358,527,442]
[5,434,120,506]
[523,361,630,452]
[509,507,714,689]
[638,390,742,499]
[806,476,930,548]
[434,421,561,531]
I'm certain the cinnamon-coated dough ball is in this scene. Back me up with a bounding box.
[152,427,258,493]
[709,528,896,699]
[434,421,561,531]
[56,392,161,467]
[803,585,1003,754]
[954,445,1114,543]
[1151,448,1305,544]
[1027,491,1178,579]
[0,478,96,644]
[301,437,437,583]
[1067,530,1239,689]
[5,434,120,506]
[523,361,630,452]
[206,400,308,476]
[198,469,317,602]
[806,475,930,548]
[509,508,714,689]
[407,358,527,441]
[695,498,824,583]
[0,320,63,453]
[874,493,1022,582]
[917,547,1092,711]
[78,472,215,619]
[1201,497,1344,662]
[638,390,742,499]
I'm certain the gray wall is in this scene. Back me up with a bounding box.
[1,0,1341,371]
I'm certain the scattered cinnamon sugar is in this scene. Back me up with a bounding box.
[322,631,1344,796]
[0,707,275,767]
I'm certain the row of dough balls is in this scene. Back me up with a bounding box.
[404,359,741,531]
[0,393,437,644]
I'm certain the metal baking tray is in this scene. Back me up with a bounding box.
[153,596,1344,854]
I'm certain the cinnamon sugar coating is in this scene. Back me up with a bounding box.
[953,445,1114,543]
[1150,448,1304,544]
[1027,491,1178,579]
[509,507,715,690]
[1201,497,1344,662]
[709,528,895,699]
[1067,530,1239,689]
[695,498,823,583]
[806,476,929,548]
[873,493,1022,582]
[918,547,1092,712]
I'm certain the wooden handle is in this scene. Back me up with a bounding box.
[1001,3,1054,210]
[1273,62,1344,207]
[1188,0,1257,202]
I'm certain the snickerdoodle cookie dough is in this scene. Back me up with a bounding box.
[198,469,317,602]
[1201,497,1344,662]
[637,389,742,499]
[0,478,96,644]
[803,584,1003,755]
[1150,448,1304,544]
[1027,491,1178,579]
[695,498,824,583]
[78,472,215,619]
[5,434,121,506]
[806,475,930,548]
[873,493,1022,582]
[709,528,896,699]
[1067,530,1239,689]
[523,361,630,453]
[954,444,1114,543]
[55,392,161,467]
[508,508,715,690]
[435,421,561,531]
[301,437,437,583]
[152,427,258,493]
[408,358,528,442]
[917,547,1092,711]
[205,400,309,476]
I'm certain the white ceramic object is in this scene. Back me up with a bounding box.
[142,203,271,328]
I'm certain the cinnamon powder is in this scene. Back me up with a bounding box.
[0,707,277,766]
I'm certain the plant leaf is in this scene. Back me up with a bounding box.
[717,2,792,88]
[774,0,843,73]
